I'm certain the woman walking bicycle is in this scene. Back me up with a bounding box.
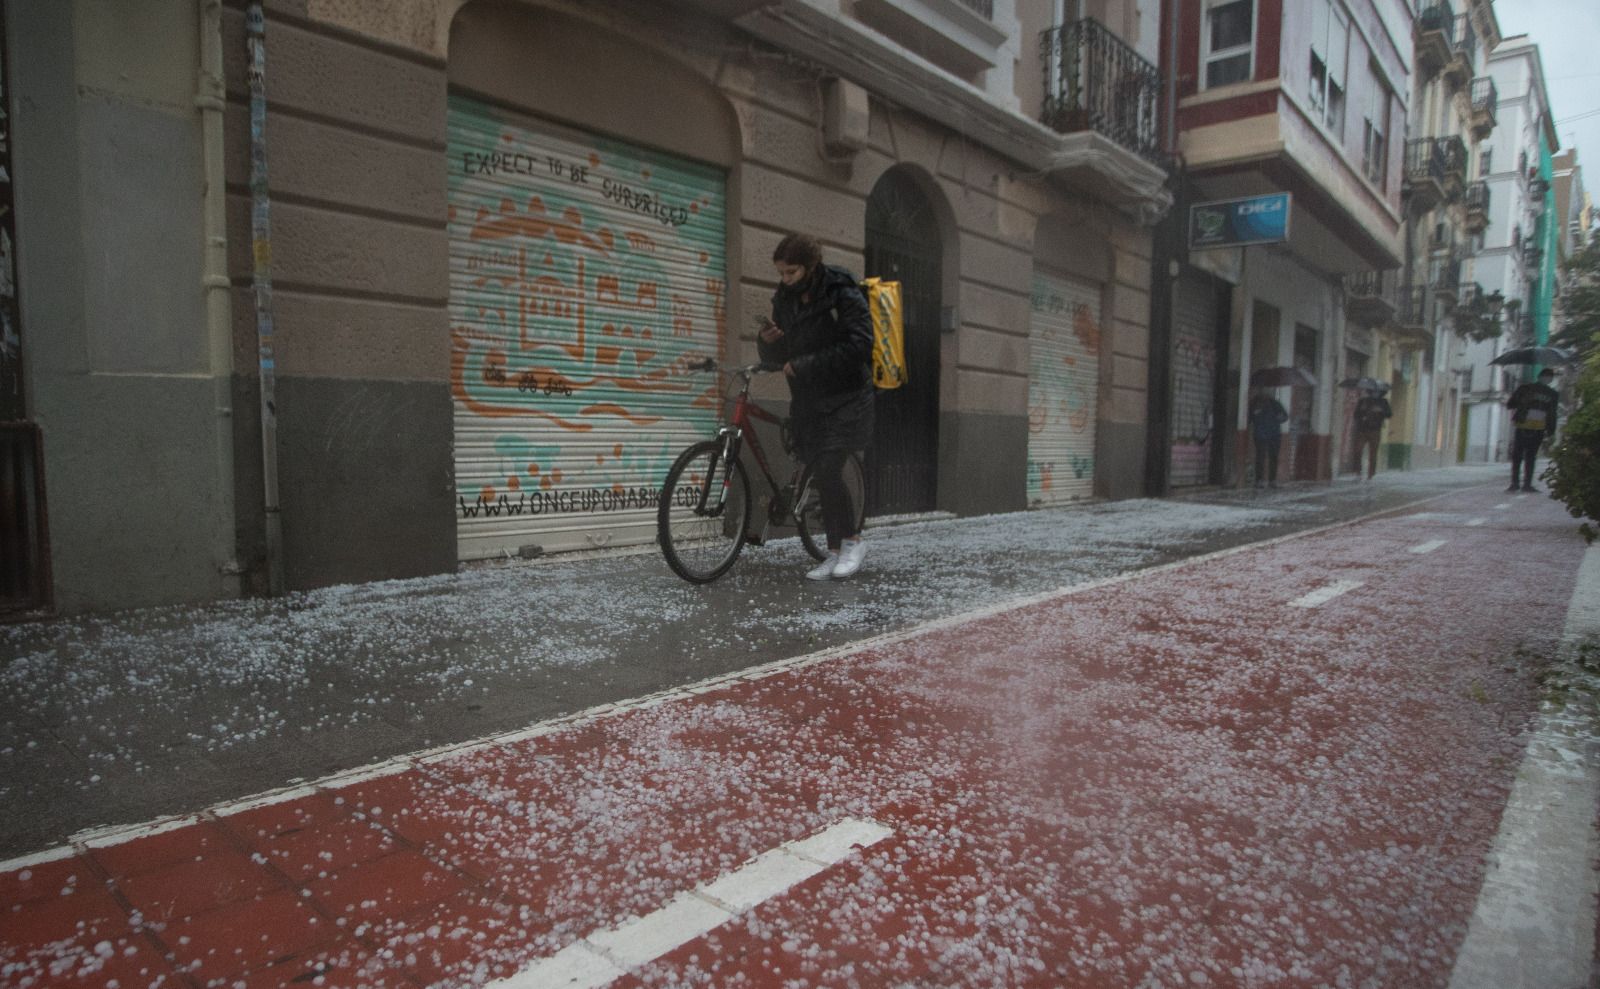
[758,233,874,580]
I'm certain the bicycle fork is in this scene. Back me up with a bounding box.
[695,426,743,515]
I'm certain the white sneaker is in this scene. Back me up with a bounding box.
[806,554,839,581]
[831,538,866,578]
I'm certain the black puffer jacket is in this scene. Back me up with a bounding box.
[758,264,875,461]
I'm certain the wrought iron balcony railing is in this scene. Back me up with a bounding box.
[1440,135,1468,194]
[1470,77,1497,119]
[1395,284,1429,329]
[1040,17,1167,167]
[1463,180,1490,232]
[1345,270,1399,327]
[1404,138,1446,210]
[1416,3,1455,77]
[1420,0,1457,33]
[1431,256,1462,299]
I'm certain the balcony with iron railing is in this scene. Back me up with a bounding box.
[1394,284,1431,342]
[1417,0,1456,77]
[1404,138,1447,212]
[1040,18,1166,167]
[1463,180,1490,233]
[1445,13,1476,84]
[1469,77,1497,138]
[1345,270,1398,328]
[1440,135,1468,200]
[1431,255,1462,306]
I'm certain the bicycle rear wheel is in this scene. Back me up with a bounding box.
[795,451,866,561]
[658,440,751,583]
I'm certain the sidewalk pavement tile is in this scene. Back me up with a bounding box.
[112,844,279,924]
[222,793,400,885]
[303,848,469,933]
[162,885,332,983]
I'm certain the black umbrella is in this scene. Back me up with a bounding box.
[1489,346,1572,366]
[1250,366,1317,388]
[1338,376,1388,392]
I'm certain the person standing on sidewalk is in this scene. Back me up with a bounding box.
[1247,387,1288,489]
[1353,386,1392,481]
[1506,368,1559,492]
[758,232,874,581]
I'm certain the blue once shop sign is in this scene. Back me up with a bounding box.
[1188,193,1292,250]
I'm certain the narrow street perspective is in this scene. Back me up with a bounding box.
[4,0,1600,986]
[3,469,1599,987]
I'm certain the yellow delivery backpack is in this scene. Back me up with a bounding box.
[860,277,907,390]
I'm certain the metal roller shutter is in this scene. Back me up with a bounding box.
[1027,271,1102,507]
[1169,270,1219,488]
[447,95,727,560]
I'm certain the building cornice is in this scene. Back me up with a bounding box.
[732,0,1173,222]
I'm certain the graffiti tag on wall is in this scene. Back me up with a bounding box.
[1027,275,1101,505]
[448,97,726,538]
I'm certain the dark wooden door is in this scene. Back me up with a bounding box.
[864,171,941,516]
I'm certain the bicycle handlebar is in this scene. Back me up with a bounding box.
[688,358,784,376]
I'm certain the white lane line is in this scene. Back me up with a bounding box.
[1409,539,1448,554]
[1449,543,1600,988]
[489,818,894,989]
[1467,517,1488,526]
[1494,502,1511,510]
[1288,579,1365,608]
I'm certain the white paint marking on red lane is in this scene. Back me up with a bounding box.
[1467,517,1489,526]
[1409,539,1448,554]
[489,818,894,989]
[1448,543,1600,989]
[1288,579,1365,608]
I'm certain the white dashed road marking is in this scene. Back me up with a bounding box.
[1409,540,1448,554]
[490,818,894,988]
[1289,580,1365,608]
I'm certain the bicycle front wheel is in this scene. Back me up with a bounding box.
[795,451,866,562]
[658,440,751,583]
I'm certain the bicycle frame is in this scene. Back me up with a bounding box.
[694,363,800,526]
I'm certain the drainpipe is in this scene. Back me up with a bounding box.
[197,0,241,594]
[246,3,284,595]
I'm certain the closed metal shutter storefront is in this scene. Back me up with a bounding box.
[1169,271,1219,488]
[448,95,727,559]
[1027,272,1101,507]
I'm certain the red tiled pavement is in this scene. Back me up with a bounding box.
[0,486,1588,988]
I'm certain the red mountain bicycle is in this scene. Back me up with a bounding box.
[657,359,865,583]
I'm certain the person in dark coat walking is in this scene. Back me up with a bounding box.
[1352,386,1392,481]
[1506,368,1560,492]
[757,233,875,580]
[1247,387,1288,489]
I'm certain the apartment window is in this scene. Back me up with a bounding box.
[1204,0,1254,89]
[1362,119,1386,188]
[1309,0,1350,136]
[1360,64,1390,189]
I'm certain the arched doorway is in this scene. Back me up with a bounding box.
[864,169,942,515]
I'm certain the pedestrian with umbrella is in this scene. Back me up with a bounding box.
[1247,385,1289,489]
[1351,384,1392,481]
[1505,368,1559,492]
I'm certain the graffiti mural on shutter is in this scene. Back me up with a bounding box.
[448,95,726,560]
[1027,272,1101,506]
[1169,271,1220,488]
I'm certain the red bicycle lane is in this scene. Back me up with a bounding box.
[1,486,1585,988]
